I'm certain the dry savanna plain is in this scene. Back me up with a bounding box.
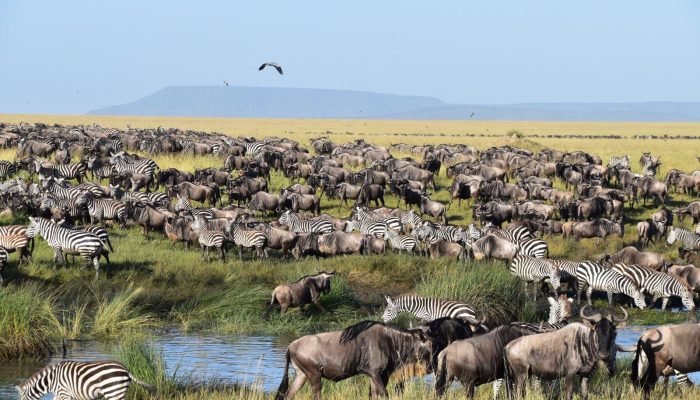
[1,114,700,399]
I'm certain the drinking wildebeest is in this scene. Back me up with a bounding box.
[631,324,700,400]
[274,320,433,400]
[505,306,628,400]
[266,271,335,316]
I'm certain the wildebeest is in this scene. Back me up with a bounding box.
[247,191,283,216]
[636,176,668,206]
[317,231,365,256]
[175,181,219,206]
[274,320,433,400]
[631,324,700,400]
[253,223,298,258]
[266,271,335,316]
[434,323,539,399]
[357,184,385,207]
[470,234,519,263]
[428,239,467,263]
[130,203,172,238]
[599,246,666,271]
[505,306,628,400]
[420,195,446,224]
[563,218,624,246]
[636,219,662,249]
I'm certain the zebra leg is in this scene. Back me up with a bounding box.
[200,243,205,260]
[586,287,593,306]
[220,245,226,262]
[661,297,669,311]
[607,291,614,307]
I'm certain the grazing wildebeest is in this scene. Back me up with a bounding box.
[428,239,467,263]
[266,271,335,316]
[434,323,539,399]
[631,324,700,400]
[668,264,700,295]
[176,181,219,206]
[357,184,385,207]
[505,306,628,400]
[470,234,519,263]
[563,218,624,246]
[274,320,433,400]
[247,191,283,216]
[637,176,668,206]
[253,223,298,258]
[599,246,666,271]
[636,219,662,249]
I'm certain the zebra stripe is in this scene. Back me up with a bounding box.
[576,261,646,309]
[57,220,113,252]
[278,211,333,233]
[510,255,561,296]
[0,247,8,284]
[75,192,127,227]
[26,217,105,272]
[383,228,418,253]
[17,360,151,400]
[243,142,265,157]
[43,177,83,200]
[109,153,158,178]
[382,295,485,329]
[0,234,32,265]
[191,217,226,261]
[0,160,16,178]
[352,206,402,232]
[517,238,549,259]
[666,227,700,252]
[228,223,268,259]
[608,155,630,169]
[612,263,695,311]
[344,219,387,238]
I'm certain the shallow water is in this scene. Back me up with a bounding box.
[1,326,698,399]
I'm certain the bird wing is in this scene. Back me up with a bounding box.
[275,65,283,75]
[258,63,267,71]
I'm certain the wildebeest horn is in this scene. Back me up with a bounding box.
[616,344,638,353]
[610,306,628,323]
[580,305,602,323]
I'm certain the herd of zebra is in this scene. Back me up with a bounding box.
[2,121,700,398]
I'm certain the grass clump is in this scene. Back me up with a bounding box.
[0,283,59,359]
[91,286,157,338]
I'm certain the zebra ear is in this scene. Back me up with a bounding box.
[385,295,395,306]
[28,216,35,223]
[547,296,556,306]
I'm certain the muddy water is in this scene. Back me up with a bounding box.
[1,327,697,399]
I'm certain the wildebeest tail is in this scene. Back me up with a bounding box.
[275,348,291,400]
[264,291,278,319]
[434,349,448,396]
[631,337,653,388]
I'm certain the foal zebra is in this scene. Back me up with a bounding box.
[26,217,107,275]
[383,228,418,254]
[191,216,227,262]
[612,263,695,311]
[509,255,561,299]
[278,210,333,233]
[382,295,486,332]
[576,261,646,309]
[227,223,268,259]
[16,360,153,400]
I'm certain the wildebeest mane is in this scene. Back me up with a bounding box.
[340,320,382,343]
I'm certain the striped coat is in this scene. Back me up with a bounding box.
[27,217,106,273]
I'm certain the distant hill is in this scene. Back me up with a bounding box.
[88,86,700,121]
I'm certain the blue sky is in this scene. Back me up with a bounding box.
[1,1,699,114]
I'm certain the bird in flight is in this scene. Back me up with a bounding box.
[259,62,283,75]
[470,112,475,118]
[223,80,229,87]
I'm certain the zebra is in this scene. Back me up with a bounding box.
[400,209,423,233]
[666,226,700,255]
[26,217,107,275]
[0,234,33,266]
[278,210,333,233]
[86,155,114,181]
[16,360,153,400]
[550,259,580,292]
[0,247,8,284]
[75,192,128,228]
[39,194,87,223]
[486,224,547,258]
[344,219,387,238]
[227,222,268,259]
[608,154,630,169]
[56,219,113,252]
[352,205,402,232]
[485,224,533,243]
[243,141,265,157]
[612,263,695,311]
[517,237,549,259]
[109,152,158,179]
[509,255,561,300]
[43,177,83,200]
[640,152,661,177]
[415,221,466,244]
[191,216,227,262]
[382,295,487,332]
[383,228,418,254]
[46,161,88,183]
[575,260,646,309]
[0,160,16,178]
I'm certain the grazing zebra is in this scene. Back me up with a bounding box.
[344,219,387,238]
[36,160,88,183]
[191,216,226,262]
[666,226,700,253]
[608,154,630,169]
[227,222,268,259]
[0,160,16,178]
[400,209,423,232]
[75,192,128,228]
[415,221,468,244]
[612,263,695,311]
[352,205,402,232]
[86,155,114,181]
[0,234,33,266]
[278,210,333,233]
[575,260,646,309]
[26,217,107,275]
[509,255,561,299]
[0,247,7,284]
[383,228,418,253]
[16,360,153,400]
[109,152,158,179]
[40,194,87,223]
[382,295,486,331]
[550,259,580,292]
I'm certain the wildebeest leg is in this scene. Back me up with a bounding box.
[285,372,308,399]
[313,298,328,313]
[368,373,388,398]
[308,372,323,400]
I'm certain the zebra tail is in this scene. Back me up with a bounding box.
[128,373,156,393]
[434,349,449,396]
[275,348,292,400]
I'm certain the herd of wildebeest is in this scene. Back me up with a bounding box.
[2,121,700,399]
